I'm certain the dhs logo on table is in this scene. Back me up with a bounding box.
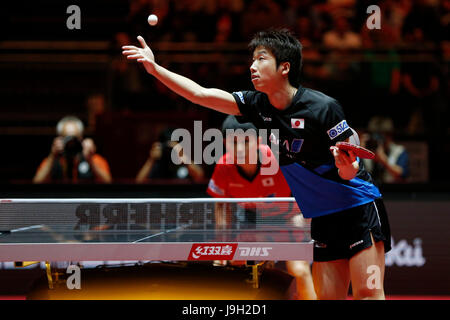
[238,247,272,257]
[188,243,238,261]
[327,120,349,140]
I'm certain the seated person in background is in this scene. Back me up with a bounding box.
[33,116,112,184]
[207,115,316,300]
[136,128,205,183]
[361,116,410,184]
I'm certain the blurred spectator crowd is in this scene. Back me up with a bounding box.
[123,0,448,46]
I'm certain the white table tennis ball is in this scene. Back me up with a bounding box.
[148,14,158,26]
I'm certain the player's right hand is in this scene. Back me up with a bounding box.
[122,36,156,74]
[330,146,358,180]
[51,137,64,156]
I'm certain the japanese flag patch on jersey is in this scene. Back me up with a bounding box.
[261,177,275,187]
[291,118,304,129]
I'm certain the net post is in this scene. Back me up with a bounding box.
[45,261,54,289]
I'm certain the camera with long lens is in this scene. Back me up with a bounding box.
[365,132,384,151]
[63,135,83,158]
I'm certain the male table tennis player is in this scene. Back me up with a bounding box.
[207,115,316,300]
[122,28,391,299]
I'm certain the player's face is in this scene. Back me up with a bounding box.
[225,134,259,165]
[250,46,280,92]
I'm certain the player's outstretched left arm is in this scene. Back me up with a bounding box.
[122,36,240,115]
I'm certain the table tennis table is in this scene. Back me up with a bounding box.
[0,198,313,293]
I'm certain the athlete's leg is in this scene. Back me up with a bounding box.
[349,233,386,300]
[286,260,317,300]
[312,259,350,300]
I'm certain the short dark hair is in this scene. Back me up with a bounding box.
[221,115,257,137]
[249,28,303,87]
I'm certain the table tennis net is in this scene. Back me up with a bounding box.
[0,198,310,234]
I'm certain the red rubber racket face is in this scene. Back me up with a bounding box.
[336,142,375,159]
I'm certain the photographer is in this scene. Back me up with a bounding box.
[135,127,204,183]
[361,116,410,184]
[33,116,112,184]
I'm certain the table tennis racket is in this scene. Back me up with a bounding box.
[335,142,375,159]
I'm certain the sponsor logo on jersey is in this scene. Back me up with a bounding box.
[327,120,349,140]
[291,118,304,129]
[208,179,224,195]
[291,139,304,153]
[237,247,272,257]
[234,91,245,104]
[259,113,272,122]
[188,243,238,260]
[282,139,304,153]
